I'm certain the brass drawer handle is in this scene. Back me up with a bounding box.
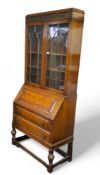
[42,133,46,140]
[42,122,49,130]
[42,122,45,128]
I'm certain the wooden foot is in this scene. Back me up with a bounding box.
[67,141,73,162]
[47,150,54,173]
[11,128,16,145]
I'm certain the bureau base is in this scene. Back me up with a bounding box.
[11,129,73,173]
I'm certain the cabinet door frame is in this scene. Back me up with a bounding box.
[43,19,70,94]
[25,21,44,87]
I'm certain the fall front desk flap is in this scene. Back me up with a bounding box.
[14,84,64,120]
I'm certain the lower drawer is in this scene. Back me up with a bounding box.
[14,114,51,143]
[14,105,51,131]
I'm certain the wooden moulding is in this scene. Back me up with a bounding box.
[26,8,84,23]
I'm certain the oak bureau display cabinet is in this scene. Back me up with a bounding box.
[11,8,84,173]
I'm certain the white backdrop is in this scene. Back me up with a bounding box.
[0,0,100,175]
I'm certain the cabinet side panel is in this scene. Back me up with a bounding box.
[52,95,76,144]
[64,20,84,95]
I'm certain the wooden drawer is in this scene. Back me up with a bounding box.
[14,105,51,131]
[14,114,51,143]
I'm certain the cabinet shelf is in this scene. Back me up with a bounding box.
[28,65,41,69]
[28,73,40,77]
[46,52,66,56]
[28,51,42,54]
[47,67,65,73]
[46,77,64,83]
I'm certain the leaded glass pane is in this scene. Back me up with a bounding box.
[27,25,43,84]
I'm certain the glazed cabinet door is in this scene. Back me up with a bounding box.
[45,21,69,91]
[26,23,44,84]
[25,20,69,92]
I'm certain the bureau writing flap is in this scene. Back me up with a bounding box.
[14,84,64,120]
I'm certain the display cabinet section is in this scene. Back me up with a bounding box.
[27,25,43,84]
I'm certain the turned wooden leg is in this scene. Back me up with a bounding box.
[11,128,16,145]
[67,141,73,162]
[47,150,54,173]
